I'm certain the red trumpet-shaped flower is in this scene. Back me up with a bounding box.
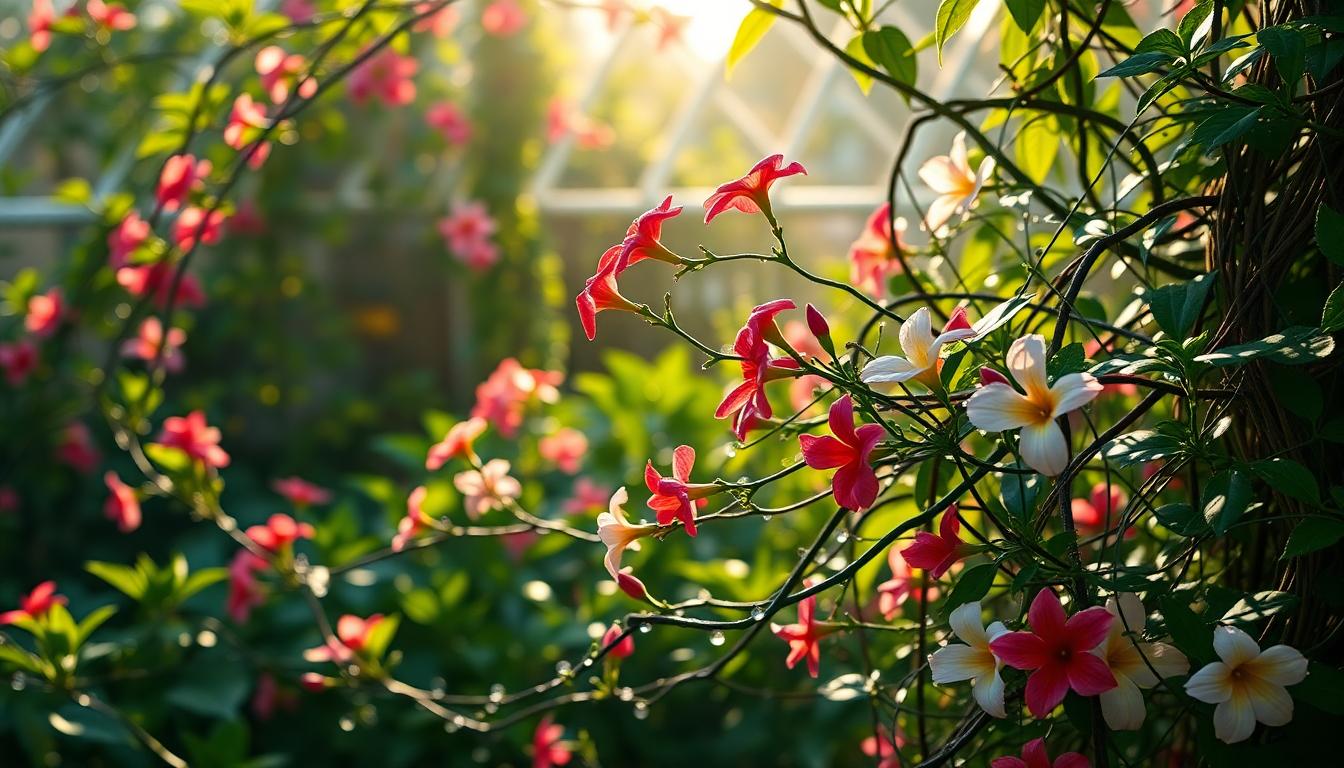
[771,584,830,678]
[989,589,1117,718]
[157,410,230,469]
[426,416,487,469]
[0,581,66,625]
[272,477,332,508]
[576,244,642,341]
[304,614,385,664]
[531,714,571,768]
[619,195,682,268]
[900,505,969,579]
[103,472,141,533]
[703,154,807,223]
[245,513,315,553]
[602,623,635,659]
[715,300,800,440]
[991,738,1090,768]
[645,445,717,537]
[156,154,211,211]
[799,395,884,511]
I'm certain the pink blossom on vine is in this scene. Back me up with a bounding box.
[158,411,230,469]
[224,94,272,168]
[29,0,54,52]
[546,99,614,148]
[458,239,500,271]
[56,422,100,474]
[596,487,653,581]
[876,546,937,619]
[0,341,38,386]
[900,505,967,579]
[255,46,317,104]
[564,478,612,515]
[172,207,226,251]
[299,672,328,692]
[703,154,807,224]
[272,477,332,508]
[87,0,136,32]
[454,459,521,518]
[121,317,186,373]
[918,132,995,232]
[979,366,1010,387]
[470,359,561,437]
[602,623,634,659]
[246,514,315,553]
[788,374,828,415]
[990,738,1090,768]
[647,6,689,50]
[599,0,629,30]
[0,581,67,625]
[539,428,588,474]
[616,568,647,600]
[156,154,211,211]
[849,203,909,297]
[800,395,884,511]
[502,530,538,561]
[116,263,206,309]
[426,102,473,146]
[618,195,682,268]
[348,48,417,107]
[25,287,63,338]
[576,244,642,341]
[1071,482,1135,539]
[227,551,268,623]
[716,300,801,440]
[771,584,828,678]
[427,417,487,470]
[859,724,907,768]
[531,715,571,768]
[437,201,497,254]
[393,485,431,552]
[304,614,385,664]
[107,210,150,268]
[414,3,459,37]
[251,672,298,720]
[482,0,528,38]
[784,319,827,360]
[280,0,315,23]
[989,589,1116,719]
[103,472,141,533]
[645,444,717,537]
[965,334,1103,476]
[1094,594,1188,730]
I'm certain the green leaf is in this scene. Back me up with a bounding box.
[1247,458,1319,504]
[843,34,875,94]
[1135,28,1187,57]
[166,654,250,719]
[74,605,117,649]
[53,178,92,205]
[934,0,982,65]
[725,6,778,78]
[144,443,193,474]
[1154,502,1211,536]
[1004,0,1045,33]
[87,561,148,600]
[1047,342,1086,379]
[362,614,400,660]
[1221,590,1298,624]
[1258,26,1307,85]
[1148,272,1215,339]
[1194,326,1335,366]
[1322,282,1344,333]
[971,293,1036,337]
[942,562,997,616]
[1102,429,1185,466]
[1292,662,1344,714]
[1098,51,1173,78]
[178,567,228,602]
[1189,106,1263,155]
[1178,1,1214,47]
[1015,115,1058,184]
[863,27,917,91]
[1282,516,1344,558]
[1317,204,1344,266]
[1203,470,1254,535]
[1160,595,1214,662]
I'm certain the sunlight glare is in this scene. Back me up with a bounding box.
[656,0,752,61]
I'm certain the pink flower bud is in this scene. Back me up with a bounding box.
[979,367,1010,387]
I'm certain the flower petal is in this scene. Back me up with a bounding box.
[1067,651,1118,696]
[1213,625,1260,666]
[799,434,851,470]
[1026,589,1067,638]
[966,384,1036,431]
[1024,663,1070,718]
[930,643,991,685]
[1248,644,1308,686]
[972,668,1007,718]
[948,601,988,647]
[1019,420,1069,476]
[1005,334,1049,399]
[860,355,924,384]
[1050,372,1104,418]
[1065,606,1114,653]
[990,631,1049,671]
[1100,674,1147,730]
[1245,677,1294,727]
[1213,692,1257,744]
[898,307,936,366]
[1185,661,1233,704]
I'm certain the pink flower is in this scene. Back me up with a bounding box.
[348,48,417,107]
[173,206,227,251]
[103,472,141,533]
[1071,482,1135,539]
[0,581,67,625]
[618,195,682,268]
[989,589,1117,719]
[304,614,385,664]
[0,340,38,386]
[564,478,611,515]
[799,395,884,511]
[482,0,528,37]
[414,2,459,37]
[602,623,634,659]
[116,263,206,308]
[246,513,315,553]
[849,203,909,297]
[900,505,968,579]
[280,0,315,23]
[771,585,828,678]
[392,485,431,552]
[645,445,717,537]
[157,410,230,469]
[228,200,267,235]
[56,422,100,474]
[437,201,496,253]
[458,240,500,271]
[121,317,186,373]
[502,529,538,561]
[991,738,1090,768]
[539,428,588,474]
[224,94,272,169]
[545,99,614,149]
[29,0,54,52]
[25,287,63,338]
[599,0,629,30]
[227,550,269,623]
[87,0,136,32]
[156,154,211,211]
[251,672,297,720]
[426,417,488,469]
[876,546,937,620]
[272,477,332,508]
[576,244,641,341]
[426,102,473,146]
[108,210,150,268]
[299,672,328,692]
[616,568,648,600]
[531,715,571,768]
[703,154,807,224]
[918,132,995,232]
[0,486,19,514]
[255,46,317,105]
[469,359,562,438]
[860,724,907,768]
[715,300,801,440]
[648,7,689,50]
[454,459,521,518]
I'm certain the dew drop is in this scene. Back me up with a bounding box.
[338,716,355,732]
[761,514,772,522]
[724,445,737,458]
[835,531,850,544]
[555,660,572,676]
[709,631,726,646]
[633,701,649,719]
[638,623,652,634]
[750,606,766,622]
[488,683,505,703]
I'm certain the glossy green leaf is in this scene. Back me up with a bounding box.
[934,0,982,65]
